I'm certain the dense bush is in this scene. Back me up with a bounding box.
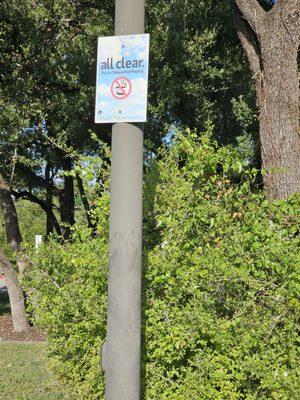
[27,132,300,399]
[143,132,300,399]
[26,193,110,399]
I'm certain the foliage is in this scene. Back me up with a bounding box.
[143,131,300,399]
[0,0,260,240]
[25,192,110,399]
[0,0,114,236]
[0,198,46,269]
[26,132,299,399]
[231,95,259,166]
[16,199,47,242]
[0,0,113,163]
[146,0,257,149]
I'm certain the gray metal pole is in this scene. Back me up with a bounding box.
[103,1,145,399]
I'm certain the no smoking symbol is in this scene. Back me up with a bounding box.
[111,77,132,100]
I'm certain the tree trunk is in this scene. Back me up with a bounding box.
[44,163,62,238]
[45,163,54,236]
[0,172,29,331]
[76,173,97,232]
[259,38,300,199]
[0,173,22,252]
[234,0,300,199]
[0,248,29,331]
[59,157,75,240]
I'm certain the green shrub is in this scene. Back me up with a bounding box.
[26,194,110,399]
[27,131,300,399]
[143,132,300,399]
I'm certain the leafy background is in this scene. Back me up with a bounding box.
[26,132,300,399]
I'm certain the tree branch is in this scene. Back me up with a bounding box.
[235,0,266,37]
[12,189,62,236]
[234,5,263,102]
[15,164,61,196]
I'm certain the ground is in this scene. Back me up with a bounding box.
[0,342,73,400]
[0,291,45,342]
[0,290,72,400]
[0,314,46,342]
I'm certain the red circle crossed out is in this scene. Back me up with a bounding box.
[111,77,132,100]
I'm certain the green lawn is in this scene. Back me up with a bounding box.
[0,343,73,400]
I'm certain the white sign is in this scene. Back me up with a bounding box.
[35,234,42,249]
[95,34,150,124]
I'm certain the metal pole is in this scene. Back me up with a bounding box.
[103,1,145,399]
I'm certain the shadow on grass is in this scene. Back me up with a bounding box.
[0,291,11,316]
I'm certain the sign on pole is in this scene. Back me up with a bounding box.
[95,34,150,124]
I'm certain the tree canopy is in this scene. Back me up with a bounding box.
[0,0,262,237]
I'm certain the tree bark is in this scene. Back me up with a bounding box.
[76,173,97,232]
[0,172,29,331]
[0,248,29,331]
[260,34,300,198]
[45,163,54,237]
[234,0,300,199]
[0,173,22,252]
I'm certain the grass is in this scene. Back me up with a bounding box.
[0,288,73,399]
[0,342,74,400]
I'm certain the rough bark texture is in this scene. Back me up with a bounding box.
[0,248,29,331]
[0,173,22,252]
[0,172,29,331]
[234,0,300,199]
